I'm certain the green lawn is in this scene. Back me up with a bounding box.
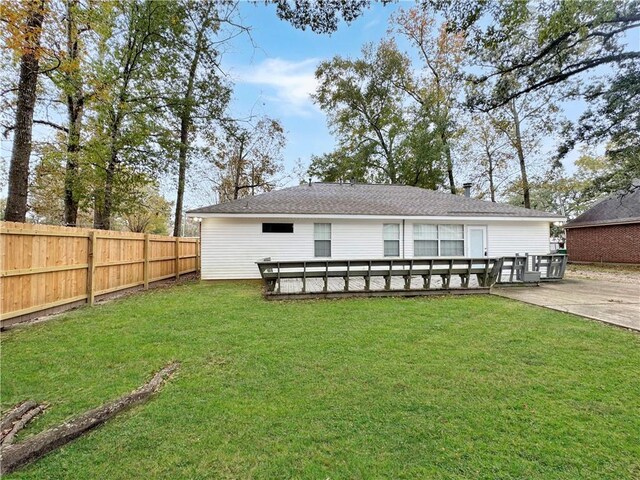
[2,281,639,479]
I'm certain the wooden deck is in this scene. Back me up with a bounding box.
[257,258,500,300]
[256,255,568,300]
[267,275,489,300]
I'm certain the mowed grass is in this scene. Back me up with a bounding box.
[1,281,639,479]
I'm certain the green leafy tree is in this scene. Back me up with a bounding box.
[162,0,233,236]
[428,1,639,197]
[311,41,413,184]
[431,0,640,108]
[392,6,466,193]
[560,63,640,193]
[85,0,178,230]
[270,0,373,33]
[44,0,109,226]
[30,147,94,226]
[506,153,612,234]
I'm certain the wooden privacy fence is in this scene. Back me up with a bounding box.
[1,221,199,326]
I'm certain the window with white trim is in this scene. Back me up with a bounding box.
[383,224,400,257]
[413,224,464,256]
[413,224,438,256]
[314,223,331,257]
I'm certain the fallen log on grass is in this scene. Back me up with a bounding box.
[1,401,38,433]
[1,404,47,446]
[0,362,179,475]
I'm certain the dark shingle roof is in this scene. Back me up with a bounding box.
[565,185,640,228]
[188,183,562,218]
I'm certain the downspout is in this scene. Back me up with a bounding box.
[402,219,405,259]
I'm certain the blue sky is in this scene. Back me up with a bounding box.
[179,0,634,208]
[2,2,638,209]
[209,1,634,209]
[217,2,398,183]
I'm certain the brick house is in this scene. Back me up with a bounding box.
[565,185,640,264]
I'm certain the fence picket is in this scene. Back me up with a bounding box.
[0,221,199,325]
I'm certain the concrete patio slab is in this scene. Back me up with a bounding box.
[492,278,640,331]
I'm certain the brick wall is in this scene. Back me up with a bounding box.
[566,223,640,264]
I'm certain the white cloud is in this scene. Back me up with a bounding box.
[363,17,381,30]
[237,58,319,116]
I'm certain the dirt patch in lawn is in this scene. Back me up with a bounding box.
[566,263,640,285]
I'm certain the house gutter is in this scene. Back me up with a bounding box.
[186,212,564,223]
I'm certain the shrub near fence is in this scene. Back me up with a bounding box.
[0,221,199,327]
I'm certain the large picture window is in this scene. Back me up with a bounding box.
[413,224,464,257]
[383,224,400,257]
[314,223,331,257]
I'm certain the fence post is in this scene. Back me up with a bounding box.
[143,234,150,289]
[87,231,96,306]
[175,237,180,280]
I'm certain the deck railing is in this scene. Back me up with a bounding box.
[529,254,568,280]
[257,254,568,298]
[496,254,568,283]
[257,258,502,298]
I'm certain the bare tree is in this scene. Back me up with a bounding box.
[212,117,286,202]
[460,113,511,202]
[489,91,559,209]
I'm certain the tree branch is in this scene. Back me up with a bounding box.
[33,119,68,133]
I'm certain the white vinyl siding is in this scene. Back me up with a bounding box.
[314,223,331,257]
[201,217,386,279]
[199,217,552,279]
[486,221,550,257]
[383,224,400,257]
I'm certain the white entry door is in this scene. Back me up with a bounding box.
[468,226,487,257]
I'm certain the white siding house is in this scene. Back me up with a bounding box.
[189,183,563,280]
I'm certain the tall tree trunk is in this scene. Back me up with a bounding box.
[97,153,117,230]
[444,141,456,194]
[63,0,83,226]
[232,140,245,200]
[94,119,119,230]
[93,161,115,230]
[488,159,496,202]
[509,99,531,208]
[173,25,205,237]
[484,144,496,202]
[4,1,45,222]
[386,151,397,184]
[173,118,188,236]
[64,105,82,226]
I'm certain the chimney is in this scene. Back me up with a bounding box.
[308,177,312,186]
[463,182,472,198]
